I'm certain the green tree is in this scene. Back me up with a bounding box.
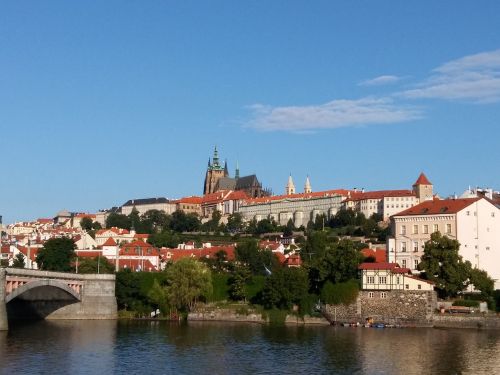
[203,210,222,232]
[170,210,201,232]
[227,212,244,233]
[141,209,170,233]
[147,230,180,248]
[80,217,94,231]
[148,278,169,314]
[77,256,115,274]
[283,219,295,237]
[235,239,278,275]
[106,212,131,230]
[165,258,212,312]
[261,267,309,310]
[469,268,494,297]
[36,237,76,272]
[229,266,251,301]
[418,232,472,298]
[12,253,25,268]
[307,238,363,294]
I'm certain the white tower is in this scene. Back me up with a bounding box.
[304,175,312,194]
[285,174,296,195]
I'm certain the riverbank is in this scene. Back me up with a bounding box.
[187,305,330,325]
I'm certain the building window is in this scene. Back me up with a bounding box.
[466,211,470,216]
[446,224,452,234]
[401,225,406,235]
[367,276,375,284]
[418,285,422,290]
[379,276,387,284]
[423,225,429,234]
[401,242,407,252]
[433,224,439,233]
[405,284,409,290]
[414,259,419,269]
[413,241,419,252]
[380,292,387,299]
[402,259,407,268]
[396,276,400,284]
[492,212,495,217]
[368,292,374,298]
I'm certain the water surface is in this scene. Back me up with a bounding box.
[1,320,499,374]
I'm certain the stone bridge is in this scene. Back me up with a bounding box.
[0,267,117,331]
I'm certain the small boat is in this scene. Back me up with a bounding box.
[373,323,385,328]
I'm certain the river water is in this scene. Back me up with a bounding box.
[1,320,499,374]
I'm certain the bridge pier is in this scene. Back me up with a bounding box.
[0,268,7,331]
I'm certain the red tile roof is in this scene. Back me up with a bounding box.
[75,250,102,258]
[358,262,410,273]
[102,237,117,247]
[345,190,415,202]
[96,227,130,235]
[361,248,387,263]
[393,197,481,217]
[414,172,432,186]
[244,189,353,205]
[174,196,203,205]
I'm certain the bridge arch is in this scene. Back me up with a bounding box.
[5,279,81,304]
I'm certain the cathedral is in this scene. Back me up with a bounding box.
[203,147,270,198]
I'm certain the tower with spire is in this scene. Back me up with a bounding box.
[304,175,312,194]
[285,174,296,195]
[412,172,433,201]
[203,146,228,195]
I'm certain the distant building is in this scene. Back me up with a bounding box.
[387,197,500,289]
[359,262,434,291]
[343,173,434,220]
[121,197,176,216]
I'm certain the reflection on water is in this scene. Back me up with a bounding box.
[1,320,499,375]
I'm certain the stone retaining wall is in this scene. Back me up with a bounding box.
[324,290,436,326]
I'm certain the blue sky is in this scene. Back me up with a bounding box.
[1,1,500,224]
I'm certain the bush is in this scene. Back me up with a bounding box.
[210,273,230,302]
[246,275,266,302]
[320,280,359,305]
[452,300,480,308]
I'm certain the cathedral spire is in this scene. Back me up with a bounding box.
[224,159,229,177]
[212,146,221,168]
[235,161,240,179]
[304,175,312,194]
[286,174,296,195]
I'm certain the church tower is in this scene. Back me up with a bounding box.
[285,174,296,195]
[203,146,227,195]
[413,172,433,202]
[304,175,312,194]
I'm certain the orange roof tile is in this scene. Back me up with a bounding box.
[244,189,353,205]
[414,172,432,186]
[393,197,481,216]
[102,237,117,246]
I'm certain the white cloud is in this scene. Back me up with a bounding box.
[245,97,421,132]
[401,49,500,102]
[359,75,402,86]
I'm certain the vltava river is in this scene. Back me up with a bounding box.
[1,320,500,374]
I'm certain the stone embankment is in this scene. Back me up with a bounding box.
[322,290,500,329]
[188,305,329,325]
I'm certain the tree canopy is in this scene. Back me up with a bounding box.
[165,258,212,312]
[418,232,472,298]
[36,237,76,272]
